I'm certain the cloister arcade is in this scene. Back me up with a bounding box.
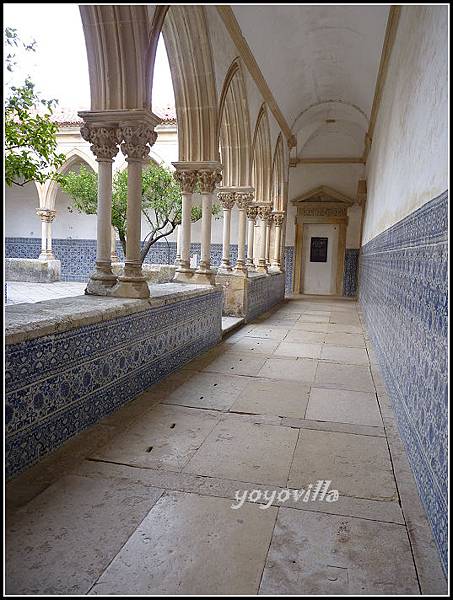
[4,4,448,595]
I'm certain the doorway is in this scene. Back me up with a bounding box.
[302,223,339,294]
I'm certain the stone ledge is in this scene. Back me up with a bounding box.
[5,283,222,346]
[6,258,61,283]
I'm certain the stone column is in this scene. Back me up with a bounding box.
[270,211,285,271]
[192,168,222,285]
[112,123,158,298]
[246,204,258,269]
[36,209,56,260]
[80,123,119,295]
[234,190,254,275]
[173,169,198,282]
[256,203,271,273]
[175,224,182,266]
[217,190,235,273]
[265,213,273,267]
[111,226,119,262]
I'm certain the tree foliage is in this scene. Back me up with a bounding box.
[4,27,65,187]
[59,162,220,263]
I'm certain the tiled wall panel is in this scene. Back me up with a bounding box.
[358,191,448,572]
[5,290,223,479]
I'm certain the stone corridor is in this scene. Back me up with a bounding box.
[5,297,444,595]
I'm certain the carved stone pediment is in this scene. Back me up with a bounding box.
[291,185,355,208]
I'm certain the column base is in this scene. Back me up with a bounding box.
[38,251,56,261]
[218,260,232,273]
[269,264,282,273]
[85,265,118,296]
[256,263,268,274]
[110,276,150,299]
[173,269,194,283]
[191,270,216,285]
[233,262,248,276]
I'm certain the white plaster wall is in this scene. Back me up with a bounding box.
[362,6,448,245]
[285,163,364,246]
[5,182,41,238]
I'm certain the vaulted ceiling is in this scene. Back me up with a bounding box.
[232,5,390,157]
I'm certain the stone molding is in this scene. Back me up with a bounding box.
[173,170,199,194]
[217,190,236,210]
[119,124,158,160]
[198,169,223,193]
[246,205,259,221]
[36,209,56,223]
[80,124,120,161]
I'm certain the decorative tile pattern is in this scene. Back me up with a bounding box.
[5,238,237,282]
[247,274,285,322]
[343,249,360,297]
[283,246,358,297]
[5,290,223,479]
[284,246,294,294]
[359,191,448,573]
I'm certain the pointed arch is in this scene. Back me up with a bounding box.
[45,149,97,211]
[218,59,252,187]
[252,104,272,204]
[271,134,285,211]
[161,6,219,162]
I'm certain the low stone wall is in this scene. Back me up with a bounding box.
[5,284,223,479]
[5,258,61,283]
[215,271,285,321]
[112,263,176,284]
[247,272,286,322]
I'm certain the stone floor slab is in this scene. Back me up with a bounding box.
[320,345,369,365]
[324,332,366,348]
[6,475,163,595]
[227,336,280,355]
[288,429,397,501]
[244,326,290,340]
[91,491,277,595]
[90,404,220,471]
[230,378,310,419]
[314,361,374,392]
[275,341,322,359]
[258,357,317,383]
[162,371,250,411]
[284,330,326,344]
[183,419,298,486]
[305,387,382,427]
[259,508,419,595]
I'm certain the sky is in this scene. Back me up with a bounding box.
[4,3,175,111]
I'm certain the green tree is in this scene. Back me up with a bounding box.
[59,162,220,264]
[4,27,65,186]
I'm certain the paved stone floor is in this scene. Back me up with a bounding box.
[5,297,446,595]
[5,281,87,304]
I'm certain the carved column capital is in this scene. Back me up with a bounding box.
[80,123,120,161]
[217,190,236,210]
[257,204,272,221]
[118,124,157,160]
[36,208,56,223]
[198,169,222,193]
[235,191,254,210]
[246,205,258,221]
[272,211,285,227]
[173,170,198,193]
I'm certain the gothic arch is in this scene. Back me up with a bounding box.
[271,134,285,211]
[161,6,219,162]
[217,59,252,187]
[45,149,97,211]
[252,104,272,204]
